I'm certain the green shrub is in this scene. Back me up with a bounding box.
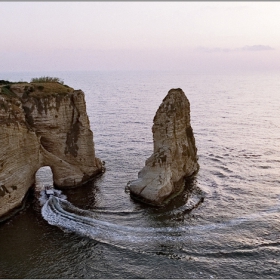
[1,86,17,98]
[0,80,11,85]
[30,76,64,84]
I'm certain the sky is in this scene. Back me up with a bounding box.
[1,1,280,73]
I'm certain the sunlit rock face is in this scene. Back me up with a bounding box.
[21,86,102,187]
[0,82,102,218]
[128,88,199,206]
[0,94,41,217]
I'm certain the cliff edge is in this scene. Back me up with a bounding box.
[0,80,103,218]
[128,88,199,206]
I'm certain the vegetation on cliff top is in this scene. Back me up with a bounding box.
[0,77,74,99]
[28,83,73,97]
[30,76,64,84]
[0,80,12,85]
[0,85,17,98]
[29,77,73,97]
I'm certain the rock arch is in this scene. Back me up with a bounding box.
[0,84,103,218]
[35,166,54,186]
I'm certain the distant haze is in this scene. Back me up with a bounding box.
[1,2,280,73]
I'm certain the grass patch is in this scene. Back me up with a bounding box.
[29,82,73,97]
[0,86,17,98]
[0,79,74,100]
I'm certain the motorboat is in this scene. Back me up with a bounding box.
[45,184,54,196]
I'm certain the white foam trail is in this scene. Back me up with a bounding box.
[38,189,66,206]
[41,193,280,250]
[42,196,180,237]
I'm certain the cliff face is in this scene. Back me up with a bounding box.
[0,94,41,216]
[0,82,102,218]
[128,88,199,205]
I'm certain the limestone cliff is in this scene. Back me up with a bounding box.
[0,81,102,218]
[128,88,199,206]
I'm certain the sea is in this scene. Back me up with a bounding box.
[0,70,279,278]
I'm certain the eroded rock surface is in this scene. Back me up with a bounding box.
[128,88,198,205]
[0,81,102,218]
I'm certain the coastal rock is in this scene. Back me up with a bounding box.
[0,81,102,218]
[128,88,198,205]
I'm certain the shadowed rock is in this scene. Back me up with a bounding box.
[128,88,199,206]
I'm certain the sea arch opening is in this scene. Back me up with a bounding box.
[35,166,54,189]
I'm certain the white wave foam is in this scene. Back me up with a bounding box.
[41,192,280,251]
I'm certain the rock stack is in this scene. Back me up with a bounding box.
[128,88,199,205]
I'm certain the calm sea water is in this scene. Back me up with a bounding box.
[0,71,280,278]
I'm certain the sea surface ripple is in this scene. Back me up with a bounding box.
[0,71,279,278]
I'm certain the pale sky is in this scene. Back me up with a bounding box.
[1,1,280,73]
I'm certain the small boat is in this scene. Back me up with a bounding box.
[45,184,54,196]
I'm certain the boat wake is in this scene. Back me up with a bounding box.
[42,195,186,248]
[41,189,280,255]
